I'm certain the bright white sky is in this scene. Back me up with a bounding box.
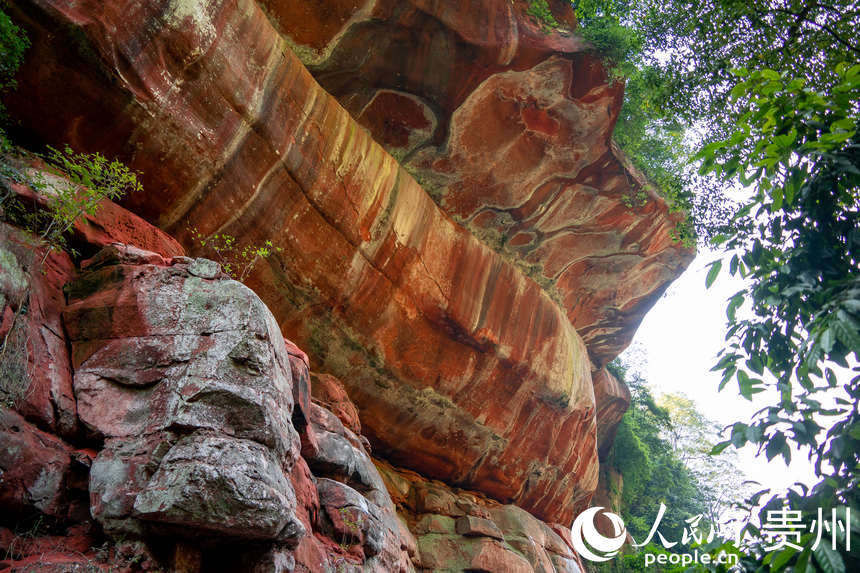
[623,250,819,495]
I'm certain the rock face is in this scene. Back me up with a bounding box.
[0,234,415,571]
[592,368,632,460]
[0,408,87,522]
[65,247,308,541]
[377,461,585,573]
[0,165,183,438]
[5,0,608,524]
[271,0,694,365]
[1,0,695,563]
[0,222,77,438]
[66,245,419,570]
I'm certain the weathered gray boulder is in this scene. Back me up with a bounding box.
[134,432,304,543]
[65,247,303,543]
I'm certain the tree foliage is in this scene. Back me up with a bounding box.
[1,146,143,257]
[0,6,29,149]
[641,0,860,142]
[605,361,728,548]
[571,0,859,242]
[701,64,860,572]
[659,393,754,527]
[571,2,859,566]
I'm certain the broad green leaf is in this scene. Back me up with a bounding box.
[727,293,745,322]
[706,259,722,288]
[771,186,784,211]
[747,355,764,375]
[738,370,756,400]
[772,546,798,570]
[730,82,750,100]
[709,440,732,455]
[719,365,737,391]
[831,118,856,131]
[813,542,845,573]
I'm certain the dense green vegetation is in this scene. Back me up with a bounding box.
[606,361,709,545]
[702,65,859,572]
[0,5,28,151]
[596,361,749,570]
[556,1,859,570]
[565,0,859,570]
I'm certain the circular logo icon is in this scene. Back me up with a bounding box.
[570,506,627,562]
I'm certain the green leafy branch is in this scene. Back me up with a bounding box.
[701,63,860,573]
[188,227,282,283]
[1,146,142,261]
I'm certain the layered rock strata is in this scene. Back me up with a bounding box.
[266,0,694,365]
[3,0,694,537]
[4,0,610,524]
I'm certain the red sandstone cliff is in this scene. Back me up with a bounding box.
[0,1,693,570]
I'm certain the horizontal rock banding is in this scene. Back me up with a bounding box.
[6,0,600,522]
[270,0,695,365]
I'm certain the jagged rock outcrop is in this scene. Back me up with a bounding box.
[0,233,415,571]
[64,245,305,543]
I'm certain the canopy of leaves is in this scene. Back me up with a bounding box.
[701,64,860,572]
[642,0,860,142]
[571,0,859,243]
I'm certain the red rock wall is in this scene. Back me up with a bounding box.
[0,235,415,571]
[2,0,694,531]
[266,0,695,365]
[0,191,584,571]
[3,0,612,524]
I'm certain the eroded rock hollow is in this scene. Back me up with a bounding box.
[1,0,692,570]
